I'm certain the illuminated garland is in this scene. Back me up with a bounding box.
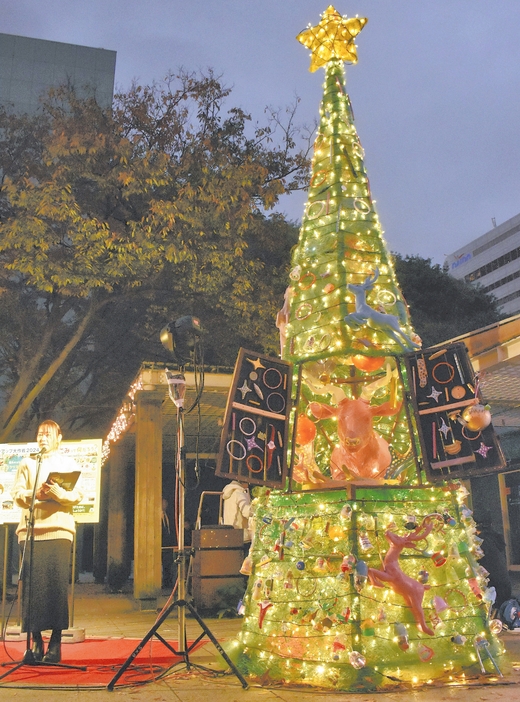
[101,376,142,465]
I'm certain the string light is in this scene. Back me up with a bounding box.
[101,375,142,464]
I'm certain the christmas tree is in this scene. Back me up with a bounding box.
[275,8,422,488]
[227,7,506,691]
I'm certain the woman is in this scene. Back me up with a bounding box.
[12,420,82,663]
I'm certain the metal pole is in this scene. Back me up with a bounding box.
[69,532,77,628]
[1,524,8,634]
[176,403,186,654]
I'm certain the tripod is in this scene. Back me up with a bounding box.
[0,451,85,681]
[107,372,248,691]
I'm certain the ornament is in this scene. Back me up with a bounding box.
[337,607,351,623]
[258,601,273,628]
[348,651,366,669]
[300,534,314,549]
[345,269,420,352]
[361,618,375,636]
[245,435,261,451]
[451,385,466,399]
[451,634,467,646]
[321,616,333,632]
[489,619,503,635]
[483,586,496,605]
[252,579,263,601]
[430,613,441,630]
[457,540,470,555]
[444,439,462,455]
[417,357,428,387]
[394,623,409,651]
[367,516,441,635]
[237,599,245,616]
[264,578,274,598]
[238,380,252,399]
[462,404,492,432]
[296,7,368,72]
[431,551,447,567]
[296,560,305,571]
[468,578,483,599]
[351,354,385,372]
[426,386,442,403]
[289,265,301,281]
[418,569,429,584]
[404,515,417,530]
[332,638,346,660]
[340,504,353,520]
[442,511,456,526]
[295,415,317,446]
[359,532,373,551]
[354,560,368,591]
[438,417,450,439]
[328,525,345,540]
[341,554,356,573]
[475,442,493,458]
[433,595,449,613]
[417,643,434,662]
[240,555,253,576]
[313,557,328,573]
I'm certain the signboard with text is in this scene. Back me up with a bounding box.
[0,439,102,524]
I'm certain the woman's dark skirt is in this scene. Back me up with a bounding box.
[19,539,71,632]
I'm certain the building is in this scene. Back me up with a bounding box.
[0,33,116,114]
[444,212,520,317]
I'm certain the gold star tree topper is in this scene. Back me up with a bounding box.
[297,6,368,72]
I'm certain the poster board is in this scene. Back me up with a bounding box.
[216,349,292,488]
[404,342,506,482]
[0,439,102,524]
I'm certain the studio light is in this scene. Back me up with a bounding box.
[160,316,203,365]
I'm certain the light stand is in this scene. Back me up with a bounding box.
[0,451,85,682]
[107,318,248,691]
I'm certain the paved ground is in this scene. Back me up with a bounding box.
[0,582,520,701]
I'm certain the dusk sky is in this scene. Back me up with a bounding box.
[1,1,519,264]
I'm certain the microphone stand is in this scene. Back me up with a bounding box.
[107,370,248,691]
[0,450,85,681]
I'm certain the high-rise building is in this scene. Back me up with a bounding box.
[444,212,520,316]
[0,33,116,114]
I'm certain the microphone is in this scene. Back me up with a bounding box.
[166,371,186,408]
[29,448,47,458]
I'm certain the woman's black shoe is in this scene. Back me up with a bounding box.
[31,633,43,662]
[42,640,61,663]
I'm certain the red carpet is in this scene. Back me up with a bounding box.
[0,637,205,686]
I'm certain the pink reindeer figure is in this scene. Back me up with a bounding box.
[367,516,443,636]
[309,398,401,480]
